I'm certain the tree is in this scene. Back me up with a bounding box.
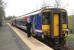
[42,0,63,8]
[0,0,5,26]
[54,0,61,8]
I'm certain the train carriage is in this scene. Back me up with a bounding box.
[12,8,68,46]
[30,14,42,37]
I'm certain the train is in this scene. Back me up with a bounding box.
[11,8,68,47]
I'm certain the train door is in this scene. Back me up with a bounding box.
[53,14,59,37]
[31,15,36,36]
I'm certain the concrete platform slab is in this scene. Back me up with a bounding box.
[0,24,30,50]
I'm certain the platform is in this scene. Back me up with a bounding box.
[7,23,53,50]
[0,24,30,50]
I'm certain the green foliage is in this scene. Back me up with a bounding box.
[68,16,72,28]
[0,0,6,26]
[5,16,16,21]
[0,0,5,18]
[66,34,74,41]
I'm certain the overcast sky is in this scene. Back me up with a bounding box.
[3,0,74,17]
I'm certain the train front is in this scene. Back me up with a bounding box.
[42,8,68,46]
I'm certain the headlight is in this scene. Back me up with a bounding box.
[62,29,68,31]
[62,28,69,33]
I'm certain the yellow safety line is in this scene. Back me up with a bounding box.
[7,23,53,50]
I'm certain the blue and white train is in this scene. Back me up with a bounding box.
[11,8,68,46]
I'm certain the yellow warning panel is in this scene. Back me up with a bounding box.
[62,24,67,29]
[42,25,50,31]
[53,14,59,37]
[62,24,67,31]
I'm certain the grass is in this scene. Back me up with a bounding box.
[66,34,74,41]
[68,16,72,28]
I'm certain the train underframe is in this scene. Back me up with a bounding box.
[43,35,66,47]
[32,32,66,48]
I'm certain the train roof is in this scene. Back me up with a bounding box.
[14,8,67,19]
[42,8,67,13]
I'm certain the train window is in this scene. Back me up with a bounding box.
[42,12,51,25]
[62,12,67,24]
[17,19,25,26]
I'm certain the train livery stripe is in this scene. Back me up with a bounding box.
[35,29,42,32]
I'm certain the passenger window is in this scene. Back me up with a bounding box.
[62,12,67,24]
[42,12,51,25]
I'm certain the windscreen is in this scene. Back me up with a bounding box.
[42,12,51,25]
[62,12,67,24]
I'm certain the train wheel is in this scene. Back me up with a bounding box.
[43,35,49,44]
[60,37,66,46]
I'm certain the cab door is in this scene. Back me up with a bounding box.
[53,14,59,37]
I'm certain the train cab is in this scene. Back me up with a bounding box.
[41,8,68,46]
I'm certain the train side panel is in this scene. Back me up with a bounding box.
[34,14,42,37]
[30,14,42,37]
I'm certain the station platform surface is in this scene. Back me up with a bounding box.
[0,24,30,50]
[0,23,53,50]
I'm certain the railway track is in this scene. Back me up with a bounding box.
[34,34,71,50]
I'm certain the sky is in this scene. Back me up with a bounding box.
[3,0,74,17]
